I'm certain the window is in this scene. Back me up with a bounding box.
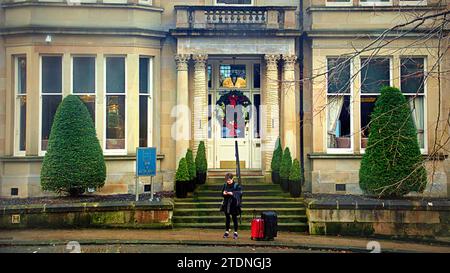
[360,0,392,6]
[253,94,261,139]
[253,64,260,89]
[216,0,252,5]
[105,56,126,152]
[326,0,353,6]
[15,56,27,154]
[41,56,63,152]
[219,64,247,89]
[208,94,212,139]
[139,57,152,147]
[360,57,391,149]
[401,57,425,150]
[399,0,427,6]
[73,56,96,122]
[208,65,212,89]
[327,58,352,150]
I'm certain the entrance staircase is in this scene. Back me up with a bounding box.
[173,169,309,232]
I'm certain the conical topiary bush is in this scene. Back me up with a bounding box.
[195,141,208,185]
[175,158,190,198]
[185,149,196,192]
[289,159,302,197]
[359,86,427,197]
[40,95,106,196]
[271,139,283,184]
[279,147,292,193]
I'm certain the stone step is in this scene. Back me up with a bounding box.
[208,169,263,177]
[207,176,266,184]
[173,215,307,224]
[175,201,306,209]
[173,222,309,232]
[175,196,305,203]
[198,183,280,191]
[173,207,306,217]
[194,190,288,197]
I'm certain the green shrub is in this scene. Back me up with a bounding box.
[186,149,197,180]
[359,86,427,197]
[289,159,302,182]
[176,158,190,182]
[195,141,207,173]
[271,140,283,172]
[41,95,106,196]
[279,147,292,179]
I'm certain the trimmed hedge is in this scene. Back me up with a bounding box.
[359,86,427,197]
[195,141,208,173]
[279,147,292,180]
[271,140,283,172]
[186,149,197,180]
[40,95,106,196]
[176,158,190,182]
[289,159,302,182]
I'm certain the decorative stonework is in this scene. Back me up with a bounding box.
[175,54,190,71]
[282,55,297,71]
[264,54,280,71]
[193,54,208,70]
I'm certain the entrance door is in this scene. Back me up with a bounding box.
[207,58,261,169]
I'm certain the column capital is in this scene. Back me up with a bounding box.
[193,54,208,70]
[175,54,190,71]
[264,54,281,71]
[282,55,297,71]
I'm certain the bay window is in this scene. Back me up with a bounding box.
[139,57,152,147]
[41,56,62,152]
[401,57,425,150]
[15,56,27,155]
[360,57,391,149]
[73,56,96,122]
[105,56,126,152]
[327,58,352,150]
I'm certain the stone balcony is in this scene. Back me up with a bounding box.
[172,5,301,36]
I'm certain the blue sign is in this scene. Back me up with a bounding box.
[136,147,157,177]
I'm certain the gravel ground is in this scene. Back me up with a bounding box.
[0,191,175,206]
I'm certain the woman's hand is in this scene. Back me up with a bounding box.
[228,192,233,196]
[223,191,228,195]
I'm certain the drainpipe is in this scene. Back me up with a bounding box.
[298,0,305,184]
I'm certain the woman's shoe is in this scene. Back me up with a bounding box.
[223,232,230,239]
[233,232,238,240]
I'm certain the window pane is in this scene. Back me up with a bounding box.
[361,58,390,93]
[41,95,62,150]
[328,95,351,148]
[42,56,62,93]
[139,95,148,147]
[19,96,27,151]
[79,95,96,123]
[327,58,351,94]
[208,65,212,89]
[401,58,424,94]
[216,0,251,4]
[73,57,95,94]
[106,57,125,93]
[360,95,378,148]
[208,94,212,139]
[253,94,260,138]
[106,95,125,149]
[17,57,26,94]
[253,64,261,89]
[139,58,149,94]
[220,65,247,88]
[360,0,390,2]
[407,95,425,149]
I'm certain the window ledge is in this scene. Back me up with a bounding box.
[307,5,443,12]
[0,154,165,162]
[308,153,448,160]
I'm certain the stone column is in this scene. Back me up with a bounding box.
[192,54,208,157]
[282,55,298,159]
[263,54,281,172]
[175,54,191,164]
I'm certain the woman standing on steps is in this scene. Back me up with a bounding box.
[220,173,242,239]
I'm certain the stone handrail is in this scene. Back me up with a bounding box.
[175,5,299,30]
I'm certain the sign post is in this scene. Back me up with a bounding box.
[136,147,157,202]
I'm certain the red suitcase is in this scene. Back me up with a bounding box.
[250,218,265,240]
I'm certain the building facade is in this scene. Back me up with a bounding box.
[0,0,448,198]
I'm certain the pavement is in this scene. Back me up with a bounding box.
[0,229,449,253]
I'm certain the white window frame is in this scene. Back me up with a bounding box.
[399,0,427,6]
[399,56,427,154]
[14,55,27,156]
[139,56,154,148]
[326,57,354,154]
[39,54,64,156]
[359,56,393,154]
[71,55,98,128]
[326,0,353,7]
[138,0,152,5]
[359,0,393,6]
[214,0,254,6]
[104,55,127,155]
